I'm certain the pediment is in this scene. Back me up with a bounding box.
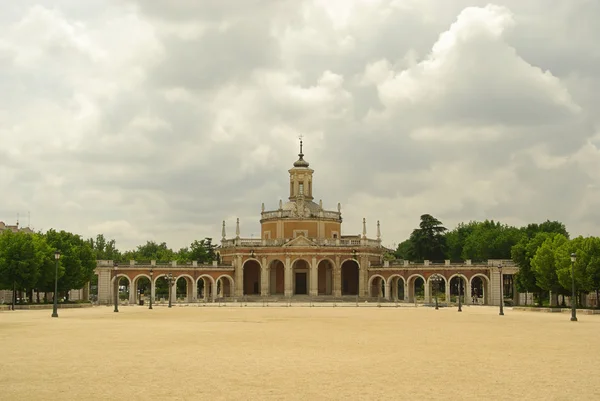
[282,236,318,247]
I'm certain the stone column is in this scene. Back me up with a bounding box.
[97,270,111,305]
[234,257,243,297]
[284,256,292,297]
[424,279,430,303]
[129,279,136,305]
[171,281,177,303]
[150,279,155,303]
[404,281,409,302]
[261,257,269,296]
[384,281,391,301]
[358,258,365,298]
[445,281,451,304]
[333,255,341,297]
[192,279,197,302]
[310,256,318,296]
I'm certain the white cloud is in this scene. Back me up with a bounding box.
[1,1,599,250]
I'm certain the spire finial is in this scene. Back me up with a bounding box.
[293,135,309,168]
[299,134,304,155]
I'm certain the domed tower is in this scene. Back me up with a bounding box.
[260,139,342,242]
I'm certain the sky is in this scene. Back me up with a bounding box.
[1,0,599,251]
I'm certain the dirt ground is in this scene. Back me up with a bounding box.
[1,304,599,401]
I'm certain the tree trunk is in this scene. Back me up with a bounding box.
[65,291,70,302]
[36,290,40,304]
[596,289,599,309]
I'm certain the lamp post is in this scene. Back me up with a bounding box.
[113,264,119,313]
[457,272,462,312]
[149,268,153,310]
[430,274,443,310]
[167,272,174,308]
[570,253,577,322]
[51,251,61,318]
[498,264,504,316]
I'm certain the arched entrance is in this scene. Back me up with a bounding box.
[112,275,131,304]
[368,275,385,298]
[132,275,151,304]
[471,275,488,304]
[317,259,333,295]
[196,276,214,302]
[243,260,261,295]
[388,275,405,301]
[292,259,310,295]
[216,275,234,298]
[428,275,447,303]
[407,275,425,302]
[341,259,359,296]
[449,275,468,303]
[269,259,284,295]
[175,275,194,302]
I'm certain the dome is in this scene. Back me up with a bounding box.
[293,154,310,168]
[282,200,321,214]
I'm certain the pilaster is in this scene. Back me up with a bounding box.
[310,256,318,296]
[333,255,341,297]
[284,255,292,297]
[261,257,269,296]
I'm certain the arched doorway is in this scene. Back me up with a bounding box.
[317,259,333,295]
[196,276,213,302]
[132,275,151,304]
[341,259,359,296]
[243,260,261,295]
[175,276,193,302]
[269,260,284,295]
[407,275,425,302]
[388,275,405,301]
[428,275,447,303]
[471,275,488,304]
[292,259,310,295]
[449,275,467,303]
[217,275,233,298]
[113,275,131,304]
[369,275,385,298]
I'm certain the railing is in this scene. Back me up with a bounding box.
[220,237,382,248]
[260,210,341,220]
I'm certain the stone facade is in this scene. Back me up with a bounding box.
[94,143,519,307]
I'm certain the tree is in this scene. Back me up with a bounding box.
[394,239,414,260]
[44,229,96,300]
[408,214,447,261]
[531,234,569,300]
[555,236,600,307]
[189,238,217,263]
[88,234,120,261]
[445,222,478,261]
[0,231,43,302]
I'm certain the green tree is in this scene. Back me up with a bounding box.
[88,234,120,260]
[394,239,414,260]
[45,229,96,300]
[189,238,216,263]
[0,231,51,302]
[408,214,447,261]
[531,234,569,300]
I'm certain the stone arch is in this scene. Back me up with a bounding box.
[131,274,152,304]
[448,274,468,303]
[269,259,285,295]
[216,274,234,298]
[368,274,386,298]
[470,274,490,305]
[387,274,406,301]
[243,259,262,295]
[111,274,131,304]
[317,258,334,296]
[427,274,447,302]
[406,274,425,303]
[196,274,215,301]
[291,258,311,295]
[175,274,194,302]
[340,259,360,296]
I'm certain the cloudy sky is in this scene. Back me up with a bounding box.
[1,0,599,251]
